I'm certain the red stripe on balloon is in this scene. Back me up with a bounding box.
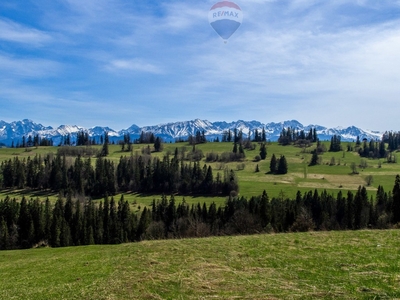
[210,1,241,11]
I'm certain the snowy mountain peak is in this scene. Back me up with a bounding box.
[89,126,119,137]
[0,118,386,146]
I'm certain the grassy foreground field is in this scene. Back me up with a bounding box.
[1,230,399,299]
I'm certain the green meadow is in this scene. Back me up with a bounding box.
[0,230,399,299]
[1,143,400,299]
[0,141,399,209]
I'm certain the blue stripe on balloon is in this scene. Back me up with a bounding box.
[210,19,241,40]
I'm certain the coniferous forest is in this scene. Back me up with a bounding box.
[1,176,400,250]
[1,128,400,250]
[0,151,238,197]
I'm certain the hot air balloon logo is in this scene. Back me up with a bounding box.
[208,1,243,43]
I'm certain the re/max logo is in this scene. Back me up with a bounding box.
[213,11,239,18]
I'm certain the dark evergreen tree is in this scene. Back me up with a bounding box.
[354,186,369,229]
[392,175,400,224]
[137,207,151,240]
[379,141,386,159]
[269,154,277,174]
[312,128,318,143]
[50,197,64,247]
[346,191,355,229]
[329,135,342,152]
[227,130,232,142]
[100,132,109,157]
[277,155,288,174]
[259,143,267,160]
[356,136,361,146]
[18,197,34,248]
[71,199,82,245]
[259,190,270,226]
[261,128,266,142]
[0,217,9,250]
[239,143,245,157]
[103,196,110,244]
[232,143,238,154]
[154,137,162,152]
[30,198,44,244]
[43,198,52,242]
[253,129,259,142]
[309,152,319,166]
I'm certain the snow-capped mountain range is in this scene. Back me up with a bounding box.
[0,118,384,146]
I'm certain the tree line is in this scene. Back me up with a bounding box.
[0,151,239,197]
[383,131,400,152]
[1,176,400,250]
[278,127,318,146]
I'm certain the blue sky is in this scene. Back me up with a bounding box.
[1,0,400,131]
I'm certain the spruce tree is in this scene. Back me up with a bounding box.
[101,132,109,157]
[239,143,245,157]
[154,137,162,152]
[259,143,267,160]
[277,155,288,174]
[50,197,64,247]
[260,190,270,226]
[137,207,151,240]
[313,128,318,142]
[232,143,238,154]
[354,186,369,229]
[72,199,83,245]
[379,141,386,158]
[0,217,9,250]
[269,154,277,174]
[103,196,110,243]
[309,152,319,166]
[44,198,52,242]
[392,175,400,224]
[18,197,33,248]
[261,128,266,142]
[329,135,341,152]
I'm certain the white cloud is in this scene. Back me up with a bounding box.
[105,59,164,74]
[0,53,61,78]
[161,2,206,32]
[0,18,52,45]
[1,0,400,130]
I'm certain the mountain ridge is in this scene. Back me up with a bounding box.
[0,118,385,146]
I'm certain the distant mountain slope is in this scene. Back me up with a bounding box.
[0,118,384,146]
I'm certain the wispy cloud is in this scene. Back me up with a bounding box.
[106,58,164,74]
[1,0,400,130]
[0,53,61,78]
[0,18,52,45]
[161,2,206,32]
[0,80,140,129]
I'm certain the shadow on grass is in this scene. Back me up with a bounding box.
[124,192,227,199]
[0,188,58,199]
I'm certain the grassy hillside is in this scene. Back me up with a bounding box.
[1,230,399,299]
[0,142,399,209]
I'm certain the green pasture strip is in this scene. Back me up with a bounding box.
[0,230,399,299]
[1,143,399,200]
